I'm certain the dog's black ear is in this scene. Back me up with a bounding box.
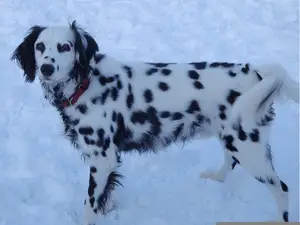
[11,25,46,82]
[70,21,99,80]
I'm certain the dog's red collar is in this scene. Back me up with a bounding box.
[60,79,90,108]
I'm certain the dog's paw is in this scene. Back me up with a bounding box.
[200,169,225,182]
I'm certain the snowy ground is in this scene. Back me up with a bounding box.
[0,0,299,224]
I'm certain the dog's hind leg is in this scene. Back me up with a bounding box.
[218,125,289,222]
[82,148,123,225]
[200,138,238,182]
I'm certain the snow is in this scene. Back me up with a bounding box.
[0,0,299,224]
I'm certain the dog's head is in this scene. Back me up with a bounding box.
[11,21,99,83]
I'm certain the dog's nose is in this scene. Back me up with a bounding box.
[40,64,55,77]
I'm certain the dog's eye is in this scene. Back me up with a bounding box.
[57,43,70,53]
[36,42,45,53]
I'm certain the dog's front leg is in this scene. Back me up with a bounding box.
[82,148,122,225]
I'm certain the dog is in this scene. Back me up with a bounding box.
[11,21,299,224]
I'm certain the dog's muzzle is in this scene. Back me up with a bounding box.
[40,64,55,77]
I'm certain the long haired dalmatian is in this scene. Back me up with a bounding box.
[11,21,299,224]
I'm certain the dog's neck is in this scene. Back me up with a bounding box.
[40,76,79,108]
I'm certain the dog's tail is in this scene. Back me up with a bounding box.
[230,63,299,126]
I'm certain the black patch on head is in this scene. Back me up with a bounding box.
[126,84,134,109]
[249,129,260,142]
[11,25,46,82]
[223,135,238,152]
[161,69,171,76]
[123,65,133,78]
[79,126,94,135]
[172,112,184,120]
[226,90,241,105]
[186,100,200,114]
[241,64,250,74]
[228,70,236,77]
[188,70,200,80]
[193,81,204,89]
[280,180,288,192]
[70,21,99,81]
[144,89,153,103]
[146,68,158,76]
[160,111,171,118]
[190,62,207,70]
[158,82,169,91]
[75,104,88,114]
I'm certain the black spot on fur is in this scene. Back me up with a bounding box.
[99,75,116,86]
[193,81,204,89]
[117,80,123,90]
[96,129,104,147]
[101,151,106,157]
[112,111,117,122]
[90,166,97,173]
[101,88,110,105]
[102,137,111,151]
[255,71,263,81]
[144,89,153,103]
[75,104,88,114]
[88,173,97,197]
[267,177,275,185]
[110,125,114,133]
[146,68,158,76]
[210,62,235,68]
[123,65,133,78]
[158,82,169,91]
[172,112,184,120]
[131,111,148,124]
[111,87,119,101]
[113,112,133,147]
[79,126,94,135]
[236,123,247,141]
[226,89,241,105]
[219,105,227,120]
[160,111,171,118]
[190,62,207,70]
[223,135,238,152]
[186,100,200,114]
[283,211,289,222]
[280,180,288,192]
[93,68,100,76]
[188,70,200,80]
[147,63,172,67]
[249,129,260,142]
[126,84,134,109]
[161,69,171,76]
[241,63,250,74]
[228,70,236,77]
[231,156,240,169]
[256,176,266,183]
